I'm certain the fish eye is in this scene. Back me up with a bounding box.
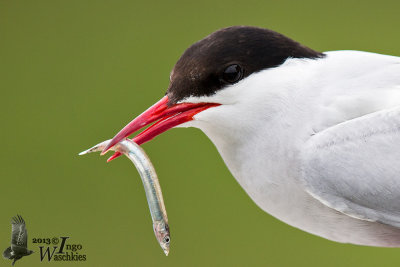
[222,64,243,84]
[163,236,170,244]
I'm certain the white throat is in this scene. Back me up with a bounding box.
[180,57,319,216]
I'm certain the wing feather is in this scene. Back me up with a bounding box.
[301,106,400,228]
[11,215,28,252]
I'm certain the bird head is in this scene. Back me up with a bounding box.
[102,26,323,157]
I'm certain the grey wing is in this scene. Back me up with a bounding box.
[301,106,400,228]
[11,215,28,252]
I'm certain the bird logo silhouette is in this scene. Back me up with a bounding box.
[2,215,34,266]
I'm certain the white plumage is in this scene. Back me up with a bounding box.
[180,51,400,246]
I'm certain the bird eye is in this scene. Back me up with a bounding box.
[163,236,170,244]
[222,64,243,84]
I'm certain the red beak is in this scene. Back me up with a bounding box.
[102,96,220,161]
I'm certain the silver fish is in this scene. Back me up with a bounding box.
[79,139,170,255]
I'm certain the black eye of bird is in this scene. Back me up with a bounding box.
[222,64,243,84]
[164,236,170,243]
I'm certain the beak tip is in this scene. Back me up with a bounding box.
[107,153,119,162]
[101,144,114,155]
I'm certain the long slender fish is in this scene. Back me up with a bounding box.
[79,139,170,255]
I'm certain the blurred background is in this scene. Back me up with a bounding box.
[1,0,400,266]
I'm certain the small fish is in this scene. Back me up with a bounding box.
[79,139,170,256]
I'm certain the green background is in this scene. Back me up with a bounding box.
[1,0,400,266]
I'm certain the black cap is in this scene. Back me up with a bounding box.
[166,26,324,104]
